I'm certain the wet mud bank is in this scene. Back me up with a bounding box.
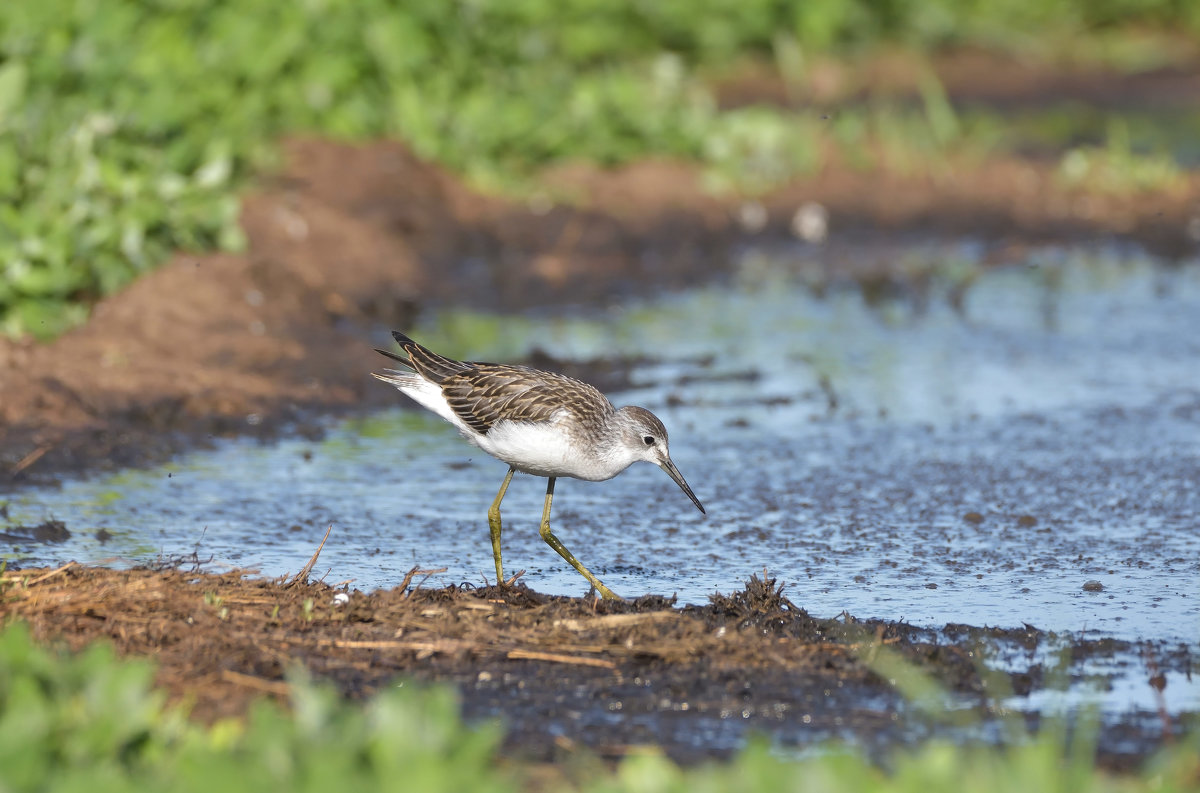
[1,565,1191,770]
[4,133,1200,486]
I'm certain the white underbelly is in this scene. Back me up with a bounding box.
[475,421,611,480]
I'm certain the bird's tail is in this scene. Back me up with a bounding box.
[374,346,413,367]
[379,330,470,384]
[371,368,425,390]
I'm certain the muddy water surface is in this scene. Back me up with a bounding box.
[5,241,1199,728]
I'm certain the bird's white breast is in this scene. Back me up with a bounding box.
[480,418,629,481]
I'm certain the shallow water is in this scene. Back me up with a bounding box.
[6,243,1199,662]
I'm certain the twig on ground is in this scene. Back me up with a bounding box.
[396,565,449,598]
[11,444,52,476]
[26,562,76,586]
[285,524,333,588]
[507,649,616,669]
[220,669,291,696]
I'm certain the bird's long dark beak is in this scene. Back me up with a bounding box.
[661,459,705,514]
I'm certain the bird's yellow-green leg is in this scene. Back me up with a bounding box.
[488,467,516,585]
[538,477,622,601]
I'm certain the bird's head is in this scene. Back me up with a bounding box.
[616,406,705,514]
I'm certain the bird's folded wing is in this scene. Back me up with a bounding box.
[442,366,608,435]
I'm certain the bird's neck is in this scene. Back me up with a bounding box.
[578,411,639,480]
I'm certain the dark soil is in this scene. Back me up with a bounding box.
[0,565,1188,769]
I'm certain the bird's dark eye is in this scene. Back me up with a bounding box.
[643,435,655,446]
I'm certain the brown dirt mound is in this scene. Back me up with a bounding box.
[0,565,978,742]
[0,565,872,725]
[3,132,1199,484]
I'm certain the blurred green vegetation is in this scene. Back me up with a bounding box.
[1,0,1198,338]
[0,621,510,792]
[1,620,1197,792]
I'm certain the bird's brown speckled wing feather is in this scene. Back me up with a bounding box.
[443,365,611,435]
[387,331,472,382]
[382,331,613,436]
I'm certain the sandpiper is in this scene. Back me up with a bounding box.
[373,330,704,600]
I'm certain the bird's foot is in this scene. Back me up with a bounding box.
[501,569,526,588]
[590,583,624,602]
